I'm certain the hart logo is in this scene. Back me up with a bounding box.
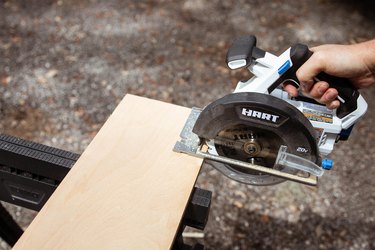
[241,108,280,123]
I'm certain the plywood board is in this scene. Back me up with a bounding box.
[14,95,203,249]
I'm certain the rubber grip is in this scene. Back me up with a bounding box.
[226,36,256,68]
[289,44,359,118]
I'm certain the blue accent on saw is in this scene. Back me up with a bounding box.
[278,60,291,75]
[321,159,333,170]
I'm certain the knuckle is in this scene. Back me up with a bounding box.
[309,91,321,99]
[296,70,308,83]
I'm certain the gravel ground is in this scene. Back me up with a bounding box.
[1,0,375,249]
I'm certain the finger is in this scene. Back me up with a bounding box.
[309,81,329,99]
[327,100,340,110]
[283,82,299,97]
[319,88,338,105]
[300,79,315,94]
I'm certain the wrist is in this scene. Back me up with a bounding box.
[357,39,375,74]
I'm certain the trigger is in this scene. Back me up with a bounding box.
[282,78,300,89]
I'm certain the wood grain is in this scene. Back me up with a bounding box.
[14,95,203,250]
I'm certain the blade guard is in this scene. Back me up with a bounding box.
[192,92,320,165]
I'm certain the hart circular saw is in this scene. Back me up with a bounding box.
[173,35,368,186]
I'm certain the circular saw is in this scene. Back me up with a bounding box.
[174,35,368,186]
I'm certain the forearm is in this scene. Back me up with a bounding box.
[358,39,375,75]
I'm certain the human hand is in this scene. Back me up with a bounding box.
[284,40,375,109]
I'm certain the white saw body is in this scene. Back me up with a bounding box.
[232,46,367,156]
[174,35,368,186]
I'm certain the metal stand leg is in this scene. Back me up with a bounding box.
[0,203,23,247]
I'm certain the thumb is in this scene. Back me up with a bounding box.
[296,47,326,90]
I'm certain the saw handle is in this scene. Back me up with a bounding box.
[288,44,360,118]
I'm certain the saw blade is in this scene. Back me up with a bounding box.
[210,125,297,185]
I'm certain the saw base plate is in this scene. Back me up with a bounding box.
[173,108,317,186]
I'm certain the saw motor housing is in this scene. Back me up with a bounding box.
[226,36,367,157]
